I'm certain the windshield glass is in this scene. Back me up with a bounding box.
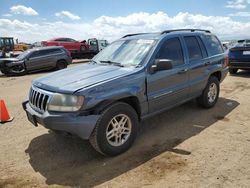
[93,39,155,66]
[16,50,31,60]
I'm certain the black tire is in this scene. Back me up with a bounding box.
[197,76,220,108]
[9,64,27,76]
[229,68,238,74]
[89,102,139,156]
[56,60,67,70]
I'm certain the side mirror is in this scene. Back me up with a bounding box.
[150,59,173,73]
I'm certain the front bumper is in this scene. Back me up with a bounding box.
[22,100,100,140]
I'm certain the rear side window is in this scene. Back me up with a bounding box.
[203,35,224,56]
[184,36,203,61]
[157,37,184,66]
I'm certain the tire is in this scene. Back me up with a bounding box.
[56,60,67,70]
[89,102,139,156]
[229,68,238,74]
[197,76,220,108]
[9,64,27,76]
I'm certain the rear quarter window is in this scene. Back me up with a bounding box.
[203,35,224,56]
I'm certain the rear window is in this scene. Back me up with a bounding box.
[203,35,224,56]
[184,36,203,61]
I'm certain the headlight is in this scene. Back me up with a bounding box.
[47,93,84,112]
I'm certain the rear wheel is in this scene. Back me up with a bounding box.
[56,60,67,70]
[197,76,220,108]
[89,102,139,156]
[229,68,238,74]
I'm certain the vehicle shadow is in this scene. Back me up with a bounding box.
[25,97,239,187]
[230,70,250,78]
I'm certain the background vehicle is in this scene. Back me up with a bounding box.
[14,42,31,51]
[0,37,15,52]
[41,37,108,58]
[0,46,71,75]
[23,29,228,156]
[228,39,250,74]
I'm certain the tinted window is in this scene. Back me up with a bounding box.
[197,36,208,58]
[49,48,63,54]
[203,35,224,56]
[157,38,184,66]
[29,51,40,58]
[184,36,203,61]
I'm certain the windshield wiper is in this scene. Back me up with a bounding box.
[100,60,124,67]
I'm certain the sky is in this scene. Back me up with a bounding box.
[1,0,250,43]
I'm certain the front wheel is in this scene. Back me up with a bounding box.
[9,64,27,76]
[89,102,139,156]
[197,76,220,108]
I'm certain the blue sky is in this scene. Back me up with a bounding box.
[1,0,250,42]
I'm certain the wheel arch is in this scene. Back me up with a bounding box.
[210,71,222,82]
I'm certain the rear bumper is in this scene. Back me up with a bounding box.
[229,61,250,69]
[22,100,100,140]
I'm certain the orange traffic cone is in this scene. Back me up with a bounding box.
[0,100,13,123]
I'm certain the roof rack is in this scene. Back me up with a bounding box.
[122,33,151,38]
[161,29,211,34]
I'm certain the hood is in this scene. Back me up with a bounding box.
[0,58,19,62]
[33,63,137,94]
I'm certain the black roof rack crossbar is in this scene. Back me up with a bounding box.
[161,29,211,34]
[122,33,151,38]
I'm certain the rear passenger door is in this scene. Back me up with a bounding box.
[183,35,209,97]
[147,37,189,113]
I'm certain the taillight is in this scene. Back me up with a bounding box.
[223,56,229,68]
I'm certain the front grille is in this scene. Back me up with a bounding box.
[29,86,51,112]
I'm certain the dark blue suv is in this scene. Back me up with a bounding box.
[23,29,228,156]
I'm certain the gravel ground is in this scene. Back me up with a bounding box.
[0,65,250,188]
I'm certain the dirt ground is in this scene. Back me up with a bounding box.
[0,64,250,188]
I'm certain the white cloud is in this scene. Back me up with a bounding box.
[1,11,250,43]
[229,11,250,16]
[2,13,12,17]
[10,5,38,16]
[55,11,80,20]
[225,0,250,9]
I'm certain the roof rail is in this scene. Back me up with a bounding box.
[122,33,150,38]
[161,29,211,35]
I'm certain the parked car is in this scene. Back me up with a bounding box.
[0,46,72,75]
[41,37,108,57]
[23,29,228,156]
[228,39,250,74]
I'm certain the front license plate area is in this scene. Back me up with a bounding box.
[26,112,38,127]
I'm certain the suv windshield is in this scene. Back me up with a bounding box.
[93,39,155,67]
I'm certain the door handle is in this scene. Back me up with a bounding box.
[178,68,188,74]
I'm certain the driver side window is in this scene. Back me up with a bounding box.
[156,38,184,67]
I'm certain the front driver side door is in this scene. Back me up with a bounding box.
[147,37,189,114]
